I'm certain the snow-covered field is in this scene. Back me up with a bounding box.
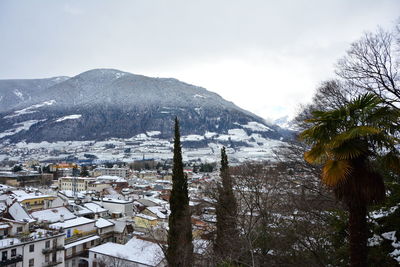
[0,126,286,163]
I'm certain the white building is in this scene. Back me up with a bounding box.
[49,217,100,267]
[88,237,166,267]
[83,202,108,218]
[93,168,130,178]
[93,198,133,218]
[0,229,65,267]
[58,177,96,192]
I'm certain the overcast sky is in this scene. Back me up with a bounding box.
[0,1,399,121]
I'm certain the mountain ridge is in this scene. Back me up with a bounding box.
[0,69,292,144]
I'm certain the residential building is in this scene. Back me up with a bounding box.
[93,197,133,218]
[95,218,114,244]
[49,217,99,267]
[88,237,166,267]
[82,203,108,218]
[0,229,65,267]
[93,168,130,178]
[58,177,96,192]
[11,190,56,211]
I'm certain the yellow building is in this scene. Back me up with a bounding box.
[11,190,56,211]
[133,214,158,229]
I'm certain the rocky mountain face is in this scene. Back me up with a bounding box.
[0,69,292,145]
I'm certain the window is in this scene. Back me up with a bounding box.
[17,227,22,233]
[29,244,34,252]
[29,259,34,267]
[91,240,94,246]
[45,240,50,248]
[4,229,8,236]
[2,251,7,261]
[11,249,16,257]
[45,254,49,263]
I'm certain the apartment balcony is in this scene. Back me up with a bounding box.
[65,250,89,260]
[42,257,63,267]
[42,245,65,254]
[65,230,97,244]
[0,255,23,267]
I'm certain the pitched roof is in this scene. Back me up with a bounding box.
[31,207,76,223]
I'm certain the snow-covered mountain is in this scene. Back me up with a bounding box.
[273,116,299,131]
[0,76,69,112]
[0,69,293,146]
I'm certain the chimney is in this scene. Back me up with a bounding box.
[60,214,65,222]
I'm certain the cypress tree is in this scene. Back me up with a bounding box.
[167,118,193,266]
[215,146,239,263]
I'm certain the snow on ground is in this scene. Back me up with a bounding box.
[204,131,217,138]
[55,114,82,122]
[146,131,161,137]
[182,135,205,141]
[241,121,273,132]
[0,120,44,139]
[1,128,287,163]
[369,205,399,219]
[4,100,56,118]
[381,231,400,263]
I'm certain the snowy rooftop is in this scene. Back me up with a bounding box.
[146,206,170,219]
[70,204,93,216]
[31,207,76,223]
[83,202,108,213]
[94,197,132,204]
[135,213,157,221]
[95,218,114,228]
[64,235,100,249]
[50,217,95,229]
[8,202,35,223]
[89,237,164,266]
[0,223,11,229]
[96,175,126,183]
[58,190,86,199]
[11,190,53,201]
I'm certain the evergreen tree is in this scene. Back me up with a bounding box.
[167,118,193,266]
[215,147,240,264]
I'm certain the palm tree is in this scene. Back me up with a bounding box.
[300,93,399,267]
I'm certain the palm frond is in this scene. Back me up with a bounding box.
[330,140,368,160]
[322,159,351,187]
[328,126,381,148]
[304,143,329,164]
